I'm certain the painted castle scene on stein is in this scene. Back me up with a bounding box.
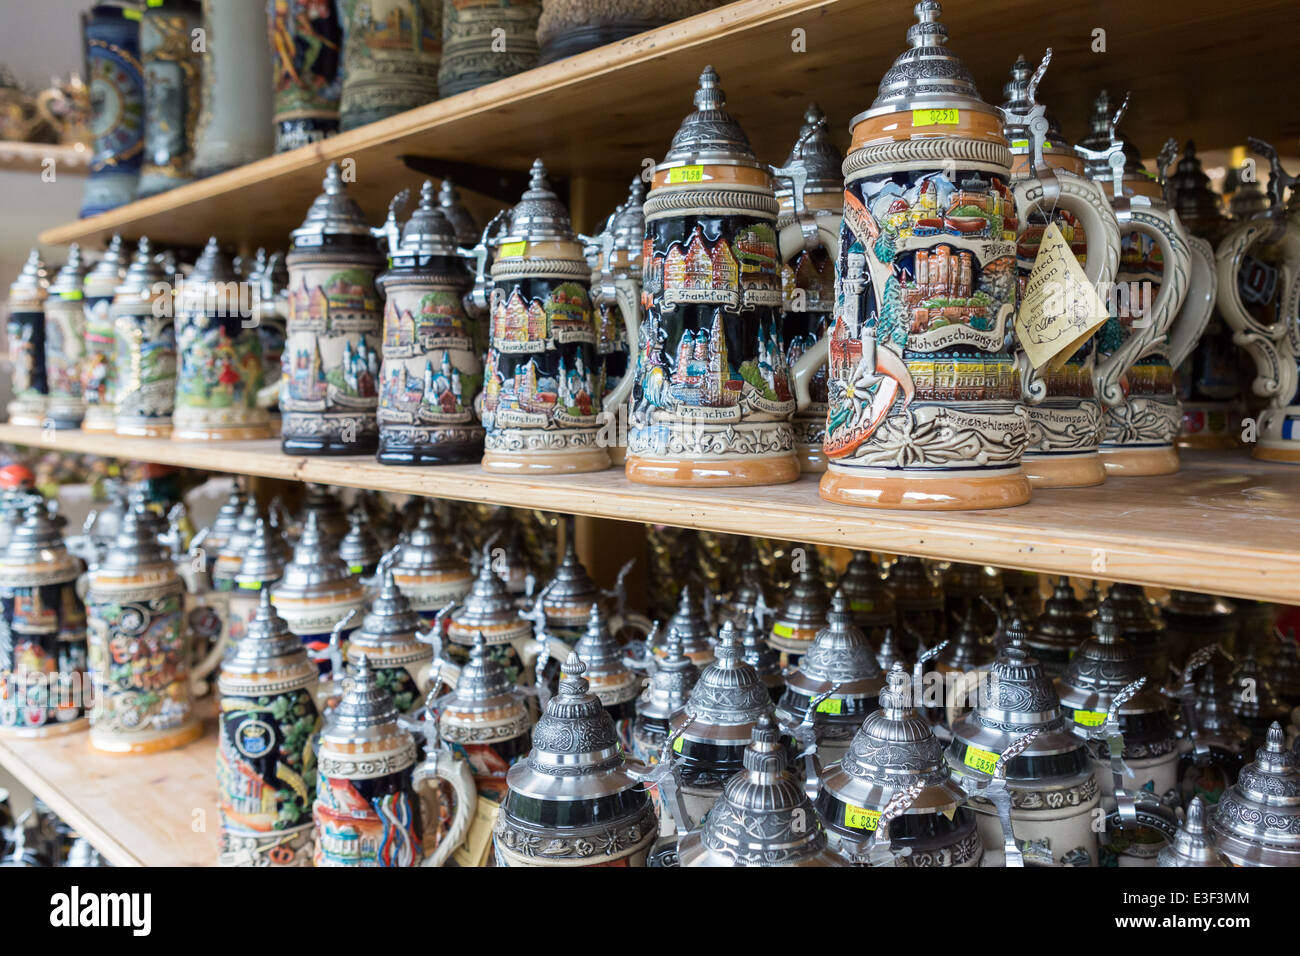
[379,291,480,426]
[284,269,382,411]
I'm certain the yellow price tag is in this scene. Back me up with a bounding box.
[843,803,881,831]
[498,241,527,258]
[123,7,142,19]
[815,697,843,715]
[348,564,364,574]
[59,290,84,300]
[237,580,263,590]
[771,623,794,639]
[912,108,959,127]
[1010,139,1052,150]
[963,745,1000,776]
[1073,709,1107,728]
[672,734,685,754]
[667,165,704,184]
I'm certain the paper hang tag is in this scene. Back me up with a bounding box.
[1014,221,1110,372]
[451,795,501,868]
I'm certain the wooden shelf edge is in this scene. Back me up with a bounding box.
[0,141,89,176]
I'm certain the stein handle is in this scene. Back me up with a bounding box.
[1167,230,1218,370]
[518,635,571,679]
[412,750,477,867]
[789,336,829,412]
[776,214,842,264]
[414,655,459,694]
[189,593,233,693]
[255,378,282,409]
[602,276,642,411]
[1092,203,1191,408]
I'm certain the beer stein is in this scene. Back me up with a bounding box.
[626,67,839,487]
[345,568,437,714]
[291,483,349,543]
[493,654,657,867]
[1001,52,1123,488]
[817,665,983,866]
[81,235,128,434]
[338,0,440,130]
[443,547,540,687]
[632,628,697,763]
[193,0,274,176]
[946,644,1100,866]
[1228,655,1290,748]
[1176,653,1250,807]
[221,517,292,660]
[437,0,539,98]
[86,505,201,754]
[1104,583,1167,685]
[339,504,383,580]
[217,590,326,866]
[212,498,261,594]
[0,503,89,738]
[819,3,1030,510]
[1162,590,1236,672]
[268,0,344,152]
[81,2,144,216]
[836,551,893,641]
[776,590,883,764]
[43,246,89,430]
[6,250,48,428]
[390,502,472,618]
[648,584,713,665]
[270,512,366,669]
[439,179,479,250]
[537,535,647,645]
[281,164,385,456]
[740,612,784,704]
[247,249,289,428]
[375,181,483,465]
[113,239,175,437]
[1156,796,1232,867]
[768,556,828,664]
[1075,95,1204,476]
[942,562,1001,636]
[566,603,640,749]
[138,0,202,197]
[677,716,847,867]
[884,555,943,653]
[1209,723,1300,866]
[1026,577,1092,678]
[479,160,633,474]
[1215,139,1300,463]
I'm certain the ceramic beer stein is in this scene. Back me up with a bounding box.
[652,585,714,665]
[768,558,829,663]
[1162,590,1235,672]
[138,0,202,197]
[390,503,473,618]
[626,67,839,487]
[113,238,176,437]
[836,551,893,641]
[339,505,383,580]
[174,237,276,441]
[344,568,437,714]
[338,0,440,130]
[42,247,89,430]
[1000,52,1123,489]
[6,250,48,428]
[677,716,847,867]
[946,644,1100,866]
[376,181,483,465]
[281,165,385,454]
[494,654,657,867]
[478,161,628,473]
[1209,723,1300,866]
[816,665,983,866]
[632,627,697,762]
[270,512,366,669]
[741,613,785,704]
[268,0,344,152]
[217,589,324,867]
[819,3,1029,510]
[566,603,640,749]
[1075,95,1204,476]
[776,590,883,765]
[535,0,721,63]
[81,2,145,216]
[81,235,128,434]
[443,549,540,687]
[0,504,89,738]
[437,0,539,98]
[192,0,273,175]
[1215,140,1300,463]
[1103,583,1167,685]
[86,505,201,754]
[884,555,944,653]
[1026,577,1092,678]
[219,517,291,664]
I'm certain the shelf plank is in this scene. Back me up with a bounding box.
[3,424,1297,604]
[0,141,89,176]
[0,703,219,867]
[37,0,1300,249]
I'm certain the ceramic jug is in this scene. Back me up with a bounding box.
[0,503,90,738]
[818,3,1030,510]
[86,505,201,754]
[478,160,634,474]
[338,0,440,130]
[113,238,176,437]
[192,0,274,176]
[625,67,839,487]
[281,164,386,455]
[267,0,344,152]
[1075,94,1206,476]
[81,235,128,433]
[1215,139,1300,463]
[217,590,326,866]
[1000,52,1123,489]
[389,502,473,617]
[43,246,89,430]
[437,0,539,98]
[81,2,145,216]
[174,238,277,441]
[344,567,438,714]
[376,181,483,465]
[138,0,202,197]
[6,250,49,428]
[271,512,366,671]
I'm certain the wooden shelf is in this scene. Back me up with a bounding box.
[0,141,89,176]
[0,702,219,867]
[38,0,1300,250]
[2,424,1297,605]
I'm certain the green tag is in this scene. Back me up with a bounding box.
[667,165,704,184]
[815,697,843,715]
[1010,139,1052,150]
[238,580,263,590]
[849,599,875,613]
[963,745,1000,776]
[672,734,684,754]
[1073,709,1107,728]
[147,0,164,6]
[843,803,880,831]
[913,108,959,127]
[348,564,364,574]
[498,241,527,258]
[771,623,794,638]
[123,8,142,19]
[59,290,84,300]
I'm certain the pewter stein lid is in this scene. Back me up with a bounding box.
[787,589,883,692]
[679,715,847,867]
[506,655,643,802]
[205,488,246,552]
[99,505,171,573]
[995,600,1030,654]
[351,568,424,649]
[541,536,601,613]
[885,555,942,605]
[1193,664,1251,747]
[216,498,260,577]
[338,505,382,574]
[568,603,640,707]
[318,655,407,748]
[1210,723,1300,866]
[1167,141,1226,228]
[835,551,891,626]
[115,238,165,297]
[680,623,773,731]
[942,607,994,671]
[391,505,466,579]
[858,1,993,125]
[437,178,479,249]
[1158,797,1231,867]
[824,664,966,814]
[637,627,698,722]
[48,244,86,296]
[220,588,315,679]
[233,517,290,587]
[660,66,763,172]
[1029,577,1092,653]
[1228,655,1290,731]
[1077,90,1146,183]
[657,584,713,659]
[773,560,830,630]
[0,504,80,584]
[295,484,348,542]
[439,633,533,744]
[390,181,461,265]
[188,236,237,284]
[450,549,519,634]
[740,612,784,695]
[500,160,574,246]
[84,234,127,287]
[273,511,355,600]
[609,178,646,261]
[292,163,374,241]
[875,628,907,673]
[1000,53,1071,154]
[775,102,843,199]
[9,248,48,300]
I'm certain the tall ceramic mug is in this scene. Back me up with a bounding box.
[818,3,1031,511]
[1001,52,1122,489]
[625,67,839,487]
[113,239,176,437]
[6,250,48,427]
[193,0,274,176]
[44,246,90,430]
[81,235,127,433]
[1215,140,1300,464]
